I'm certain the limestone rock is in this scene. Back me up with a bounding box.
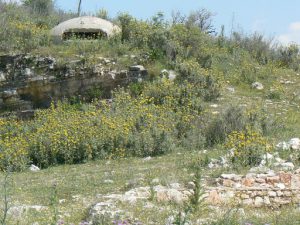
[2,89,18,99]
[89,201,124,220]
[156,188,186,204]
[289,138,300,150]
[207,190,222,205]
[226,87,235,93]
[275,183,285,189]
[263,196,271,205]
[252,82,264,90]
[242,178,255,187]
[220,174,241,181]
[291,174,300,188]
[274,162,295,171]
[278,172,292,187]
[8,205,47,217]
[0,71,5,82]
[243,198,253,205]
[254,196,264,207]
[29,164,40,172]
[276,141,290,150]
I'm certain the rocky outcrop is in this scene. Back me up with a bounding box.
[0,54,148,111]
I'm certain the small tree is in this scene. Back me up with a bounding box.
[186,8,215,34]
[117,12,133,43]
[96,8,108,20]
[22,0,54,16]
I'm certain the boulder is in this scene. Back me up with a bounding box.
[274,162,295,171]
[254,196,264,207]
[29,164,40,172]
[276,141,290,150]
[289,138,300,150]
[0,71,5,82]
[2,89,18,99]
[252,82,264,90]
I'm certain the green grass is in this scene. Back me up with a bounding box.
[1,149,300,224]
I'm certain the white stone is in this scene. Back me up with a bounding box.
[29,164,40,172]
[275,183,286,189]
[208,162,215,169]
[266,170,276,177]
[268,191,277,197]
[263,196,271,205]
[59,199,66,204]
[143,156,152,161]
[103,179,114,184]
[168,70,177,81]
[243,199,253,205]
[24,68,33,77]
[274,162,295,171]
[249,166,270,173]
[220,174,241,181]
[151,178,160,184]
[289,138,300,150]
[170,183,181,189]
[263,153,274,160]
[210,104,218,108]
[226,87,235,93]
[8,205,46,217]
[0,72,5,82]
[254,197,264,207]
[275,157,285,163]
[252,82,264,90]
[233,183,242,188]
[2,89,17,98]
[276,141,289,150]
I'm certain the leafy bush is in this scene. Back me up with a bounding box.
[0,81,205,170]
[205,106,247,146]
[225,128,272,167]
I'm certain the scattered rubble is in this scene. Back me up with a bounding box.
[276,138,300,150]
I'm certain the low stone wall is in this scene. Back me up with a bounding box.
[206,170,300,207]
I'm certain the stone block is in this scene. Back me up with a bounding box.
[291,174,300,189]
[243,198,253,206]
[222,179,235,187]
[278,172,292,187]
[268,191,277,197]
[242,178,254,187]
[206,190,222,205]
[266,176,280,185]
[241,194,250,199]
[254,196,264,207]
[263,196,271,205]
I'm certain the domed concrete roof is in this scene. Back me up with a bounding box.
[50,16,121,40]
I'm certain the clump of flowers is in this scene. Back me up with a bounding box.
[225,127,273,167]
[0,80,204,171]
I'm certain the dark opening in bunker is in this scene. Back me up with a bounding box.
[62,31,107,40]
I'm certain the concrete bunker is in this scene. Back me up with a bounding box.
[50,16,121,42]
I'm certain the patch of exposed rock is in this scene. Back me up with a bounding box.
[0,54,148,111]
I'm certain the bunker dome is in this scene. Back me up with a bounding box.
[50,16,121,42]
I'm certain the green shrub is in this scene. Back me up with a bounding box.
[205,106,247,146]
[225,128,272,167]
